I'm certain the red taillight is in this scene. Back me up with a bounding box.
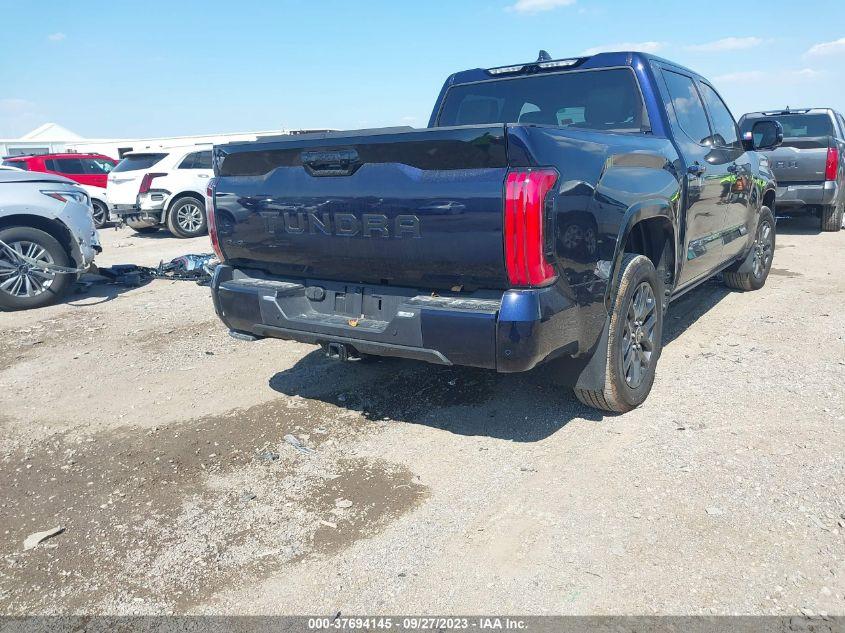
[825,147,839,181]
[206,178,224,261]
[138,172,167,194]
[504,168,558,287]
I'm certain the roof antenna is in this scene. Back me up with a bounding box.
[537,50,552,62]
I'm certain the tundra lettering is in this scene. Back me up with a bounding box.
[210,50,780,413]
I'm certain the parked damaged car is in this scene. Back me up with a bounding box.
[0,170,101,310]
[208,51,782,413]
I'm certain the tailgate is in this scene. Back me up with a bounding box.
[764,137,831,184]
[213,126,511,290]
[107,172,143,205]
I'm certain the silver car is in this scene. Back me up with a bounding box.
[0,170,101,310]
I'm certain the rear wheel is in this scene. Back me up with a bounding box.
[91,200,109,228]
[167,197,207,238]
[723,207,775,291]
[0,226,74,311]
[574,254,663,413]
[821,203,843,232]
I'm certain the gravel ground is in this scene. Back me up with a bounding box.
[0,219,843,616]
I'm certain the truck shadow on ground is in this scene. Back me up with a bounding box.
[775,215,824,235]
[268,280,732,442]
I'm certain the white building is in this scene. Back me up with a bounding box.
[1,123,327,159]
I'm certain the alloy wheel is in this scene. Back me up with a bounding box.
[622,281,657,388]
[752,220,773,278]
[0,240,56,298]
[176,203,204,233]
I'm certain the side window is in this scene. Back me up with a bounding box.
[178,153,197,169]
[81,158,111,175]
[194,151,212,169]
[699,83,739,147]
[662,70,712,145]
[53,158,86,174]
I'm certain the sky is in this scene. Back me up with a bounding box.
[1,0,845,139]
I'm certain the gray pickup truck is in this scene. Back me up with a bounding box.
[740,108,845,231]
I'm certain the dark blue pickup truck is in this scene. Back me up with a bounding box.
[207,51,783,413]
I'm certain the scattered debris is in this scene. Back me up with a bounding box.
[256,450,280,463]
[94,253,219,288]
[284,434,315,455]
[23,526,64,550]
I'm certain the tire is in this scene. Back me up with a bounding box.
[821,203,843,232]
[91,200,109,228]
[166,197,207,238]
[723,207,775,291]
[574,254,663,413]
[0,226,74,311]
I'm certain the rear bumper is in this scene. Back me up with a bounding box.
[775,180,839,209]
[210,265,585,372]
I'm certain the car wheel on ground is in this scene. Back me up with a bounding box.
[91,200,109,228]
[167,197,207,238]
[821,202,843,232]
[723,207,776,291]
[574,253,663,413]
[0,226,74,311]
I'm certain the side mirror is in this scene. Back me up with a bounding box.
[743,119,784,151]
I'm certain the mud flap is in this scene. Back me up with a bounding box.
[546,317,610,391]
[735,247,759,275]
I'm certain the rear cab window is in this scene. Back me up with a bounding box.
[112,153,168,172]
[1,160,28,170]
[436,68,646,133]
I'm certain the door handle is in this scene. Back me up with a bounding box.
[687,163,706,177]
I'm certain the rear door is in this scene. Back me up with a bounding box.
[657,66,728,284]
[698,80,753,260]
[107,152,168,206]
[169,150,212,195]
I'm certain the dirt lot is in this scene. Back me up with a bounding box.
[0,220,843,616]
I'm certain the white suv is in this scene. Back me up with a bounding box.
[107,146,212,238]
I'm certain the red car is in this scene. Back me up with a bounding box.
[1,153,117,227]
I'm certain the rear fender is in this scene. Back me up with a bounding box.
[605,200,677,312]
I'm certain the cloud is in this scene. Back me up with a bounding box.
[507,0,576,14]
[714,68,825,84]
[804,37,845,57]
[47,32,66,42]
[580,41,664,56]
[685,37,763,52]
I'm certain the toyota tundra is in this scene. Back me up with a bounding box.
[207,51,782,412]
